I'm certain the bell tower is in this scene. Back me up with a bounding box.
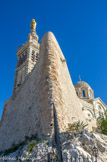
[13,19,39,93]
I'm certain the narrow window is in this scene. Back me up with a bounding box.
[23,51,27,62]
[82,90,86,97]
[76,91,78,96]
[31,51,35,62]
[36,53,39,61]
[18,56,21,67]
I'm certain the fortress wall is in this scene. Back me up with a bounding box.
[44,32,97,132]
[40,32,86,133]
[40,32,64,134]
[0,33,54,151]
[0,62,42,150]
[0,31,65,151]
[39,33,56,135]
[0,32,95,151]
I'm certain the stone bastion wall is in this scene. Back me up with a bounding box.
[0,32,90,151]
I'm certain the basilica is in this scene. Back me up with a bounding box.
[13,19,106,124]
[0,19,106,151]
[75,81,106,124]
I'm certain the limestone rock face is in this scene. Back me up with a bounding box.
[61,131,107,162]
[0,32,93,151]
[0,131,107,162]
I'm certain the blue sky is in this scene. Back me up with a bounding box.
[0,0,107,118]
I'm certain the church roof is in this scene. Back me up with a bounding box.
[74,81,92,89]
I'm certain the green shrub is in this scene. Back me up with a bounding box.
[25,134,38,142]
[0,134,38,156]
[60,58,66,63]
[81,141,86,146]
[97,110,107,135]
[0,141,26,156]
[27,143,35,154]
[67,121,88,131]
[27,141,39,154]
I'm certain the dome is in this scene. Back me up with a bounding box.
[74,81,94,101]
[75,81,92,89]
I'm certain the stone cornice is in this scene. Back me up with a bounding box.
[15,59,35,72]
[16,41,39,56]
[16,42,29,56]
[94,97,107,108]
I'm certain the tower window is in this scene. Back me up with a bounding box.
[25,50,27,56]
[17,52,27,67]
[36,53,39,61]
[31,51,35,62]
[76,91,78,96]
[82,90,86,97]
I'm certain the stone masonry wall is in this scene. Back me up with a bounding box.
[0,32,95,151]
[0,33,53,151]
[43,32,86,132]
[39,32,96,133]
[0,53,42,151]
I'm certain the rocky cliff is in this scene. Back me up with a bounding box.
[0,131,107,162]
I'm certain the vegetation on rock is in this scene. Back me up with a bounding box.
[0,133,38,156]
[27,141,39,154]
[97,109,107,135]
[66,121,88,131]
[0,141,26,156]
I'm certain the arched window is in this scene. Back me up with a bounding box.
[82,90,86,97]
[36,53,39,61]
[99,112,103,118]
[31,50,35,62]
[76,91,78,96]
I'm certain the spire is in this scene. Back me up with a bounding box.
[30,19,36,32]
[79,75,82,81]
